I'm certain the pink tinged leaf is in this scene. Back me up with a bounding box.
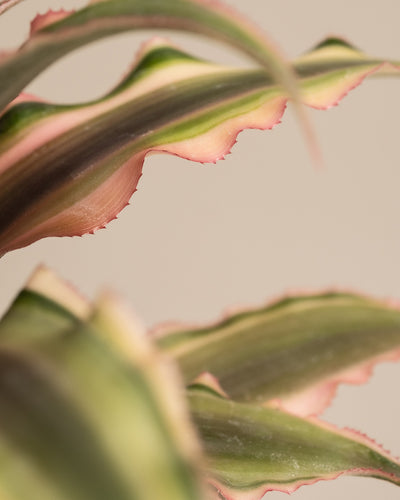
[301,65,383,110]
[177,0,316,159]
[296,38,400,109]
[158,292,400,417]
[190,389,400,500]
[158,95,286,163]
[0,43,287,254]
[267,347,400,417]
[0,0,25,16]
[0,0,296,112]
[3,151,146,252]
[21,0,313,163]
[190,372,230,399]
[0,38,399,255]
[30,10,75,35]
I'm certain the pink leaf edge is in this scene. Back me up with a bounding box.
[267,347,400,418]
[2,39,399,253]
[153,286,400,416]
[302,64,384,110]
[0,0,24,16]
[211,469,400,500]
[30,9,75,35]
[0,94,286,254]
[191,372,229,398]
[209,417,400,500]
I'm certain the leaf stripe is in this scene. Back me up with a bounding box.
[0,39,398,254]
[0,69,272,242]
[190,390,400,499]
[158,294,400,410]
[0,0,290,111]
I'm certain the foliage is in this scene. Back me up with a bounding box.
[0,1,399,499]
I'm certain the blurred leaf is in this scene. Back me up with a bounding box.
[0,267,204,500]
[158,292,400,416]
[0,0,24,16]
[3,269,400,499]
[190,387,400,500]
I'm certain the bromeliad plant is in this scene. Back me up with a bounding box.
[0,1,400,499]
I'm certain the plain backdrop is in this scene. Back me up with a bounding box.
[1,1,400,499]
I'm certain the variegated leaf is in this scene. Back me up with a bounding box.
[157,292,400,417]
[190,387,400,500]
[0,38,398,255]
[4,269,400,498]
[0,0,294,112]
[0,267,204,500]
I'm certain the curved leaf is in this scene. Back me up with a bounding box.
[295,37,399,109]
[190,388,400,500]
[0,0,293,112]
[0,40,285,255]
[0,0,24,16]
[0,38,398,255]
[0,267,204,500]
[4,270,400,498]
[158,292,400,416]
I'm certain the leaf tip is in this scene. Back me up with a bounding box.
[26,265,90,319]
[30,9,75,36]
[312,36,360,52]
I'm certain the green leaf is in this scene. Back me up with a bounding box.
[3,269,400,499]
[0,0,293,112]
[158,292,400,416]
[0,38,398,255]
[0,268,204,500]
[0,266,89,347]
[190,387,400,500]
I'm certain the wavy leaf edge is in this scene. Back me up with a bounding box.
[155,287,400,416]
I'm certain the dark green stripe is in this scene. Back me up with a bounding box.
[294,59,380,78]
[0,0,281,111]
[0,69,270,236]
[0,46,196,140]
[312,37,358,51]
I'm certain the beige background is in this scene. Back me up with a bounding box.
[1,1,400,499]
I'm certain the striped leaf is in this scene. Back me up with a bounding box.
[0,38,398,255]
[190,387,400,500]
[0,0,293,112]
[0,267,204,500]
[157,292,400,417]
[3,269,400,498]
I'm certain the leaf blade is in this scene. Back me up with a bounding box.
[0,268,204,500]
[0,0,293,111]
[0,38,398,255]
[159,292,400,416]
[190,388,400,500]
